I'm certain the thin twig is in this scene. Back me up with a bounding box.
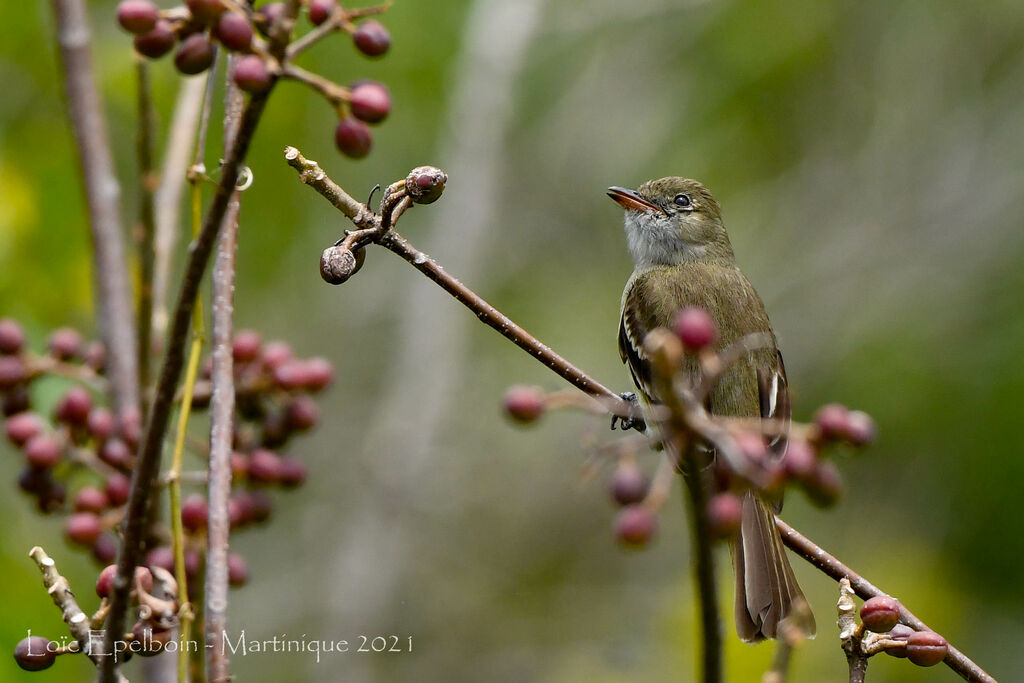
[776,517,997,683]
[51,0,139,416]
[281,64,349,105]
[285,3,391,59]
[28,547,105,668]
[136,59,157,404]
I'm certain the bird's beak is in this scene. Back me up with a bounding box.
[607,186,661,213]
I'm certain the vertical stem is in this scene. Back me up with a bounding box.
[846,653,868,683]
[136,59,157,404]
[680,460,722,683]
[51,0,139,416]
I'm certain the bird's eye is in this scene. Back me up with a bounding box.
[673,193,692,208]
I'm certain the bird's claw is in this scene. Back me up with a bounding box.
[611,392,645,432]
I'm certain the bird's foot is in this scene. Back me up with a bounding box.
[611,392,646,432]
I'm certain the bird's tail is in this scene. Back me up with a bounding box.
[732,490,816,642]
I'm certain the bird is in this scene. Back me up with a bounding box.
[608,177,814,642]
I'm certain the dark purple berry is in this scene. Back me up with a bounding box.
[2,386,31,416]
[906,631,947,667]
[55,387,92,425]
[92,533,118,564]
[352,19,390,57]
[285,396,319,431]
[84,341,106,372]
[232,55,272,93]
[0,355,28,389]
[96,564,118,597]
[349,81,390,123]
[88,407,116,441]
[405,166,447,204]
[175,34,216,75]
[24,434,62,469]
[614,505,657,547]
[806,460,842,508]
[99,438,133,470]
[105,473,132,506]
[14,636,55,671]
[707,492,743,538]
[503,385,545,423]
[608,461,649,506]
[279,458,307,487]
[18,467,52,495]
[248,448,282,482]
[74,486,109,513]
[48,327,83,361]
[228,553,249,586]
[860,596,900,633]
[0,318,25,355]
[674,307,717,351]
[783,439,817,481]
[119,408,142,448]
[181,494,208,531]
[117,0,159,34]
[334,117,372,159]
[65,512,104,546]
[5,412,44,446]
[134,20,176,59]
[308,0,336,25]
[215,12,253,51]
[254,2,285,37]
[186,0,226,23]
[146,546,175,574]
[247,490,273,522]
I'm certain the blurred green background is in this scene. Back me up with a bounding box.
[2,0,1023,681]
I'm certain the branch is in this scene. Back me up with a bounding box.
[28,547,104,668]
[51,0,139,416]
[775,517,997,683]
[135,59,157,401]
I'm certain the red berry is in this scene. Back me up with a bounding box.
[608,461,649,506]
[184,550,202,578]
[303,357,334,391]
[248,448,282,482]
[55,387,92,425]
[352,19,390,57]
[133,20,176,59]
[349,82,391,124]
[733,430,767,462]
[844,410,877,446]
[247,490,273,522]
[119,408,142,448]
[87,407,116,441]
[74,486,109,513]
[254,2,285,37]
[805,460,842,508]
[860,596,900,632]
[232,55,272,93]
[334,117,372,159]
[105,473,132,506]
[229,494,251,526]
[674,307,717,351]
[814,403,849,441]
[782,439,817,481]
[906,631,948,667]
[14,636,55,671]
[146,546,175,574]
[84,341,106,372]
[232,330,262,363]
[614,505,658,547]
[231,451,249,479]
[285,396,319,431]
[65,512,104,546]
[181,494,208,531]
[406,166,447,204]
[707,492,743,538]
[308,0,337,25]
[279,458,307,487]
[272,360,307,390]
[0,318,25,355]
[503,385,545,423]
[117,0,159,34]
[134,566,154,593]
[5,412,44,446]
[228,553,249,586]
[216,12,254,51]
[261,341,292,370]
[48,327,83,361]
[24,434,62,469]
[96,564,118,597]
[0,355,28,389]
[186,0,226,23]
[175,35,216,75]
[92,533,118,564]
[99,438,133,470]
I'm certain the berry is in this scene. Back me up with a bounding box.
[906,631,947,667]
[503,385,545,423]
[229,494,251,526]
[674,307,717,351]
[0,318,25,354]
[232,55,272,93]
[215,12,253,51]
[74,486,109,513]
[14,636,55,671]
[260,409,290,448]
[117,0,159,34]
[261,341,292,370]
[36,483,66,515]
[248,448,282,482]
[186,0,226,23]
[55,387,92,425]
[105,473,132,506]
[860,596,900,633]
[844,410,877,446]
[733,430,767,462]
[271,360,307,390]
[303,357,333,391]
[146,546,175,574]
[0,355,28,389]
[279,458,307,487]
[285,396,319,431]
[805,460,842,508]
[232,330,262,363]
[814,403,849,441]
[334,117,372,159]
[92,533,118,564]
[134,20,176,59]
[608,461,649,506]
[184,550,202,578]
[349,81,391,123]
[18,467,53,495]
[24,434,62,469]
[100,438,133,470]
[181,494,208,531]
[320,245,361,284]
[308,0,337,25]
[88,407,116,441]
[782,439,817,481]
[48,327,83,361]
[65,512,104,546]
[5,412,44,446]
[405,166,447,204]
[231,451,249,479]
[228,553,249,586]
[3,386,31,416]
[352,20,390,57]
[707,492,743,538]
[134,566,154,592]
[254,2,285,37]
[614,505,658,547]
[175,35,216,75]
[119,408,142,448]
[96,564,118,597]
[247,490,273,522]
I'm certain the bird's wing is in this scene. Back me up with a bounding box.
[618,298,655,404]
[757,349,791,459]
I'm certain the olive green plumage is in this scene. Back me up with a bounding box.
[610,177,814,643]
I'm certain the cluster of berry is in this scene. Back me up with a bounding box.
[116,0,392,158]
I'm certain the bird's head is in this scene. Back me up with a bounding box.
[608,177,733,268]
